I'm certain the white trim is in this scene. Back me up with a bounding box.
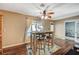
[54,11,79,20]
[3,42,25,48]
[75,21,79,42]
[75,21,77,41]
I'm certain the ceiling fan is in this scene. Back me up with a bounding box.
[34,3,54,19]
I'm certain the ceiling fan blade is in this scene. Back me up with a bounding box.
[45,4,53,11]
[48,16,52,18]
[47,12,54,14]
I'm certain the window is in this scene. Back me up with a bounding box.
[32,22,43,32]
[27,21,43,36]
[65,22,75,38]
[50,24,54,31]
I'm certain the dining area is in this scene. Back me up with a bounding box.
[25,19,74,55]
[26,31,74,55]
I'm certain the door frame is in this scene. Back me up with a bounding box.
[75,21,79,42]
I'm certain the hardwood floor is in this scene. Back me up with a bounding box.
[53,39,74,55]
[3,43,27,55]
[0,38,75,55]
[26,38,74,55]
[65,49,79,55]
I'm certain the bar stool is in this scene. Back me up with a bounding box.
[46,35,53,50]
[36,34,46,54]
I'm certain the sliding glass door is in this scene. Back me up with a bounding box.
[76,21,79,42]
[65,21,75,38]
[65,20,79,48]
[65,21,79,43]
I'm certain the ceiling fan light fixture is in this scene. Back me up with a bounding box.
[41,16,44,19]
[36,4,54,20]
[41,15,49,20]
[45,16,48,19]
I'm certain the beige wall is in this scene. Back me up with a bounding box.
[0,10,28,48]
[0,10,53,48]
[54,20,65,39]
[54,16,79,40]
[0,10,50,47]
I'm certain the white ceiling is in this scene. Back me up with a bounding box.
[0,3,79,20]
